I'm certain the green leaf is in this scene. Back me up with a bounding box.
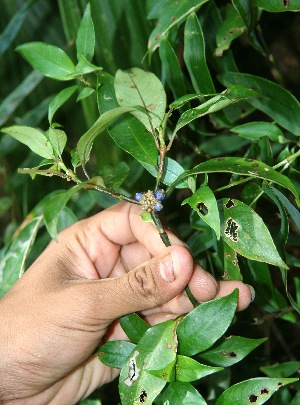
[253,0,300,12]
[119,319,179,404]
[176,356,222,382]
[182,185,220,239]
[147,0,209,52]
[76,3,95,62]
[97,74,158,166]
[219,198,288,268]
[45,128,67,158]
[76,106,136,165]
[76,87,95,102]
[71,55,102,77]
[16,41,75,81]
[0,70,43,127]
[261,362,300,378]
[215,4,247,56]
[48,85,78,126]
[171,157,300,204]
[222,242,242,281]
[143,157,193,189]
[156,381,208,405]
[0,216,43,297]
[1,125,54,159]
[97,341,136,369]
[184,13,215,94]
[231,121,283,142]
[215,377,298,405]
[159,38,186,99]
[198,336,267,367]
[270,186,300,232]
[114,67,166,131]
[174,85,259,133]
[44,184,87,240]
[119,313,149,344]
[101,162,130,191]
[177,290,238,356]
[219,72,300,136]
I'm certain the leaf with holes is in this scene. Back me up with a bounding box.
[171,157,300,205]
[219,198,288,268]
[114,67,166,132]
[119,319,179,404]
[215,377,298,405]
[182,185,220,239]
[253,0,300,12]
[197,336,267,367]
[222,242,242,281]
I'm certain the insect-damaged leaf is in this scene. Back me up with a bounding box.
[119,319,179,404]
[171,157,300,205]
[182,185,220,239]
[253,0,300,12]
[219,198,288,269]
[115,67,166,132]
[97,341,136,369]
[215,377,298,405]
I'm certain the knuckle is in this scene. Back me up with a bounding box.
[129,262,162,305]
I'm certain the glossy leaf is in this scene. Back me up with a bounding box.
[16,42,75,81]
[231,121,283,142]
[215,4,246,56]
[198,336,266,367]
[219,198,288,268]
[174,85,259,133]
[182,185,220,239]
[114,67,166,131]
[119,313,149,344]
[76,3,95,62]
[177,290,238,356]
[97,341,136,369]
[159,38,186,99]
[215,377,298,405]
[147,0,209,52]
[45,128,67,159]
[44,184,87,240]
[119,319,179,404]
[1,125,54,159]
[184,13,215,94]
[97,74,158,166]
[220,72,300,136]
[261,361,300,378]
[0,216,43,297]
[71,55,102,77]
[156,380,208,405]
[76,106,136,165]
[76,87,95,102]
[171,157,300,204]
[253,0,300,12]
[143,157,193,189]
[48,85,78,126]
[176,356,222,382]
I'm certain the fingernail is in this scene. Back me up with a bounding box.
[246,284,256,302]
[159,254,175,283]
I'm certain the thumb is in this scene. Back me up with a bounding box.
[87,245,194,322]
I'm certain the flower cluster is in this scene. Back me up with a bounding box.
[135,189,166,212]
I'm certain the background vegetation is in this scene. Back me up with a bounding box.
[1,1,300,404]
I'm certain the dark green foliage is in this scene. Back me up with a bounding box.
[1,1,300,404]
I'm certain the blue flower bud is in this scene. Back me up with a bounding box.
[154,189,166,201]
[135,192,143,201]
[155,202,163,211]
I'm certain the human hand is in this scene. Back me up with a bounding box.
[0,202,254,404]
